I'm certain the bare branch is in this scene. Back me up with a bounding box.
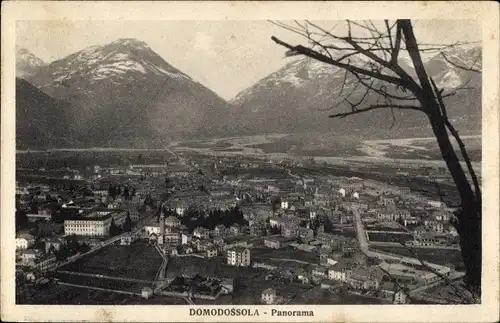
[441,52,481,73]
[384,20,394,51]
[338,69,348,98]
[348,20,379,33]
[349,71,418,101]
[345,79,375,109]
[271,18,482,295]
[305,20,418,89]
[329,104,421,119]
[391,22,402,64]
[271,36,410,88]
[269,20,310,39]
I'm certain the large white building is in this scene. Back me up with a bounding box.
[143,224,161,236]
[64,214,112,237]
[227,247,251,267]
[15,233,35,250]
[377,209,411,222]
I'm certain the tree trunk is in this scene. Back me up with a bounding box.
[428,112,481,294]
[402,19,481,295]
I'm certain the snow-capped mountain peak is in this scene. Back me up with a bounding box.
[440,46,482,70]
[230,44,482,137]
[19,38,233,148]
[109,38,149,48]
[36,38,193,90]
[425,45,482,90]
[16,48,46,78]
[231,57,343,104]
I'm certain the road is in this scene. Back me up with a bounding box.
[153,243,169,285]
[353,208,369,253]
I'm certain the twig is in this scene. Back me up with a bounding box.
[440,52,481,73]
[329,104,421,119]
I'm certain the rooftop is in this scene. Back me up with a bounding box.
[16,233,35,240]
[227,246,249,253]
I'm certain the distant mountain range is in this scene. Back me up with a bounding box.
[17,39,234,148]
[16,39,481,149]
[231,46,482,139]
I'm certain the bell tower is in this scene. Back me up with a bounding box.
[158,211,165,245]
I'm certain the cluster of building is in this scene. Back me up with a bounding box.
[16,154,463,304]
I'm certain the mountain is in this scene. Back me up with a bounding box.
[17,39,481,149]
[231,46,482,139]
[425,46,482,90]
[16,48,46,78]
[16,78,74,148]
[22,38,234,148]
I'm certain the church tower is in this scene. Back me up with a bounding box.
[158,211,165,245]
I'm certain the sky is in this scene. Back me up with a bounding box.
[16,20,481,100]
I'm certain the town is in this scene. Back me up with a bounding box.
[15,149,467,305]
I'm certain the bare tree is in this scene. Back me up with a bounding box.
[270,19,481,297]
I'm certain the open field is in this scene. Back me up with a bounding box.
[360,135,481,161]
[62,241,163,281]
[173,132,481,162]
[251,247,319,263]
[17,282,186,305]
[365,224,407,232]
[291,286,389,304]
[180,141,233,149]
[332,227,357,238]
[372,246,464,270]
[54,272,146,292]
[16,149,178,171]
[367,231,414,243]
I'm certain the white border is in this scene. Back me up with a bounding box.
[1,1,499,322]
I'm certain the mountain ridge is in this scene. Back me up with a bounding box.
[16,39,481,149]
[19,38,235,148]
[230,45,482,138]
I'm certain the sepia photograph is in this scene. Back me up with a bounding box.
[1,1,499,322]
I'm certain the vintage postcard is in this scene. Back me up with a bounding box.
[1,1,499,322]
